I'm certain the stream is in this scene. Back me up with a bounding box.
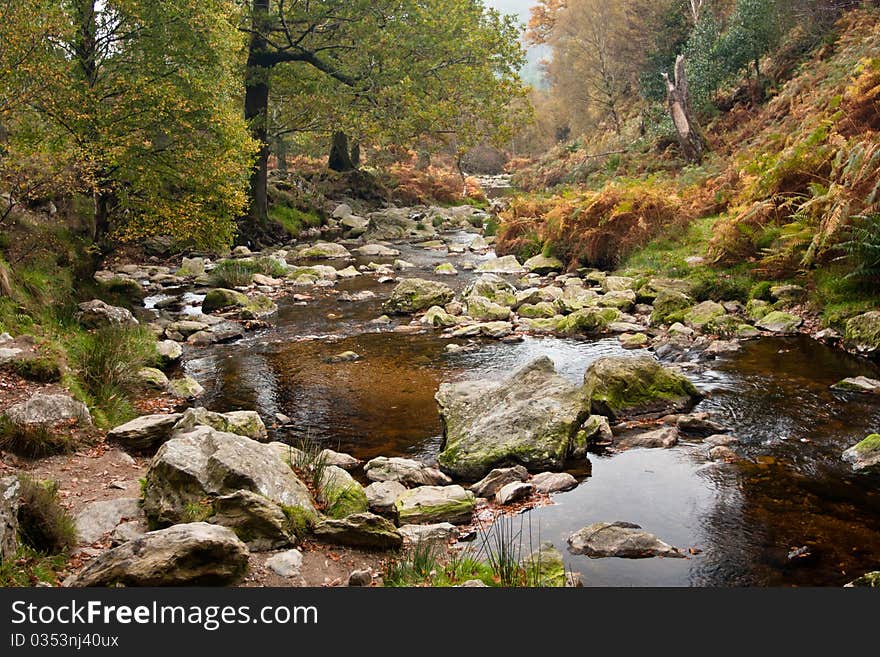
[179,231,880,587]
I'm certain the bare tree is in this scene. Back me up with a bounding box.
[662,55,707,163]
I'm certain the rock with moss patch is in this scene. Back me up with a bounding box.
[3,392,92,427]
[394,485,475,525]
[0,476,20,561]
[602,276,636,293]
[636,278,692,302]
[384,278,455,315]
[684,301,726,331]
[650,290,693,326]
[770,284,806,305]
[239,295,277,320]
[365,480,407,515]
[142,426,317,527]
[293,242,352,260]
[437,357,592,480]
[421,306,459,328]
[831,377,880,394]
[845,571,880,587]
[745,299,772,321]
[313,512,402,550]
[597,290,636,311]
[756,311,803,334]
[468,466,529,498]
[842,434,880,473]
[208,490,293,550]
[559,307,620,334]
[567,521,684,559]
[845,312,880,356]
[176,257,206,277]
[463,274,517,307]
[317,466,369,519]
[155,340,183,365]
[517,302,557,319]
[434,263,458,276]
[570,415,613,457]
[467,296,512,322]
[202,288,249,313]
[167,376,205,399]
[619,333,649,349]
[524,254,563,275]
[583,354,701,420]
[475,255,524,274]
[138,367,169,390]
[172,407,267,441]
[68,522,249,587]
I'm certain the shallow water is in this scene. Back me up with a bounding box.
[182,233,880,586]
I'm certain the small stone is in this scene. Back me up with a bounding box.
[495,481,533,505]
[324,351,360,364]
[530,472,577,494]
[708,446,738,462]
[348,569,373,586]
[266,549,304,578]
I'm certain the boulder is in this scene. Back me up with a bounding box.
[583,354,701,420]
[319,449,360,470]
[166,319,210,338]
[167,375,205,399]
[684,301,726,330]
[172,407,267,441]
[293,242,352,260]
[842,434,880,473]
[597,290,636,311]
[75,300,138,329]
[74,498,145,545]
[708,446,738,462]
[3,392,92,427]
[559,307,621,334]
[756,311,803,334]
[365,480,407,515]
[208,490,293,551]
[384,278,455,315]
[530,472,578,494]
[355,244,400,257]
[437,357,591,480]
[317,466,369,519]
[142,426,317,527]
[364,457,452,487]
[845,312,880,356]
[398,523,459,545]
[265,549,303,578]
[176,257,206,277]
[0,476,20,562]
[845,571,880,588]
[602,276,636,293]
[137,367,169,390]
[332,203,353,219]
[475,255,523,274]
[434,263,458,276]
[571,415,613,456]
[615,426,679,450]
[468,466,529,498]
[831,376,880,394]
[463,274,517,306]
[340,215,369,237]
[68,522,249,587]
[107,413,183,451]
[155,340,183,365]
[313,512,402,550]
[394,485,475,525]
[770,284,806,304]
[619,333,649,349]
[495,481,533,505]
[650,290,693,326]
[466,296,512,321]
[201,288,249,313]
[517,302,558,319]
[566,521,684,559]
[421,306,459,328]
[523,254,563,275]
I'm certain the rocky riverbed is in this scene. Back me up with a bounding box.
[2,201,880,587]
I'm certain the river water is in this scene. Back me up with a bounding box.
[181,232,880,586]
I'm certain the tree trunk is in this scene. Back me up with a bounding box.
[328,131,355,172]
[662,55,707,164]
[275,136,288,173]
[244,0,271,226]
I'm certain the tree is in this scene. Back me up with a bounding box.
[32,0,256,249]
[240,0,526,233]
[663,55,707,162]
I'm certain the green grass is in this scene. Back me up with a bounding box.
[209,257,289,288]
[620,214,721,277]
[268,205,323,238]
[811,267,879,329]
[0,417,77,458]
[0,546,67,587]
[16,476,77,555]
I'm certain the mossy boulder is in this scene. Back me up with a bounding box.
[650,290,693,326]
[518,302,558,319]
[756,311,803,334]
[437,357,591,480]
[522,316,567,334]
[173,407,267,441]
[313,512,402,550]
[745,299,772,321]
[619,333,649,349]
[846,571,880,587]
[317,466,369,519]
[293,242,352,260]
[684,301,726,330]
[636,278,692,303]
[523,254,564,275]
[583,354,702,420]
[421,306,459,328]
[602,276,636,293]
[138,367,169,390]
[525,542,566,587]
[393,485,476,525]
[463,274,517,307]
[167,375,205,399]
[559,307,620,334]
[845,311,880,356]
[842,434,880,472]
[475,255,523,274]
[597,290,636,311]
[208,490,294,551]
[434,263,458,276]
[466,296,512,322]
[202,288,249,313]
[240,295,277,320]
[384,278,454,314]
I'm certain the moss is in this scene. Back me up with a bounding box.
[559,307,620,334]
[269,205,323,238]
[6,356,63,383]
[853,433,880,453]
[322,483,369,520]
[181,498,214,523]
[684,301,726,329]
[394,496,475,525]
[749,281,774,301]
[281,504,317,538]
[202,288,249,312]
[650,290,693,326]
[0,546,67,586]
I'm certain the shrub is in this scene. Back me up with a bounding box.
[689,270,752,302]
[841,213,880,291]
[17,476,76,555]
[268,205,323,238]
[7,356,63,383]
[750,280,774,300]
[0,417,76,458]
[209,257,288,288]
